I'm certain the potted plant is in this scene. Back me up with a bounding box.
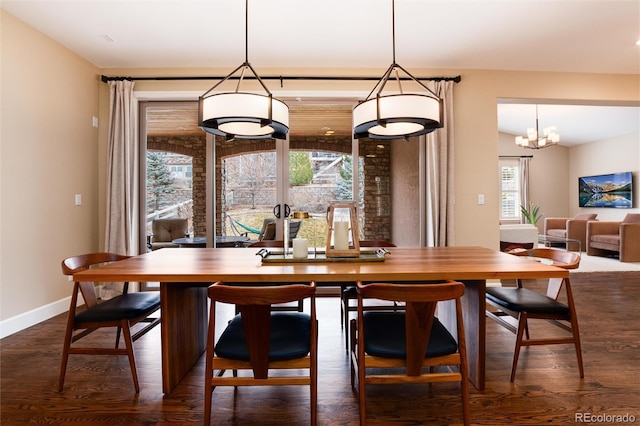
[520,201,542,225]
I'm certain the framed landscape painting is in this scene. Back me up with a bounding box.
[578,171,633,208]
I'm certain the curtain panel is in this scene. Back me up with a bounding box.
[421,80,455,247]
[103,80,139,298]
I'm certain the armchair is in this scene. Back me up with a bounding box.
[586,213,640,262]
[544,213,597,251]
[258,218,302,241]
[148,218,188,250]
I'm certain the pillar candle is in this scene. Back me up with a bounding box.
[293,238,308,259]
[334,221,349,250]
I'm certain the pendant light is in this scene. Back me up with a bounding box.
[353,0,443,140]
[198,0,289,141]
[515,104,560,149]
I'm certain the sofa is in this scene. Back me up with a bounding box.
[586,213,640,262]
[544,213,598,252]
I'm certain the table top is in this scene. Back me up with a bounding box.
[172,236,207,245]
[74,246,569,283]
[538,234,581,244]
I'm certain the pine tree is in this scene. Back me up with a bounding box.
[289,151,313,186]
[336,155,363,201]
[147,151,176,212]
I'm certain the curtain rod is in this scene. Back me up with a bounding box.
[101,74,461,84]
[499,155,534,158]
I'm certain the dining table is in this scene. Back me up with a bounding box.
[73,246,569,395]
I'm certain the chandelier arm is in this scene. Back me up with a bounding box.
[235,65,247,92]
[200,63,247,97]
[392,63,440,98]
[393,66,403,94]
[363,63,396,101]
[243,61,273,95]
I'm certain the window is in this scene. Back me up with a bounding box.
[500,159,520,221]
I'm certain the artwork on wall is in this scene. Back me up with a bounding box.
[578,171,633,208]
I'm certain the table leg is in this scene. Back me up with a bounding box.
[438,279,486,390]
[160,282,209,394]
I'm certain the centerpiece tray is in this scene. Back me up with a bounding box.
[256,248,390,263]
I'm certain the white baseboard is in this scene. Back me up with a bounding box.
[0,297,70,339]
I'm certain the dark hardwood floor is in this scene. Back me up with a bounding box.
[2,272,639,425]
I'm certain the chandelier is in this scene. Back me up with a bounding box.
[352,0,443,140]
[515,105,559,149]
[198,0,289,141]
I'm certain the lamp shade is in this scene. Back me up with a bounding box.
[199,92,289,140]
[353,93,442,139]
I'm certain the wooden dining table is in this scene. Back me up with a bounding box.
[73,246,569,394]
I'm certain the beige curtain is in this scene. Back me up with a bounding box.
[519,156,531,223]
[422,80,455,247]
[103,80,139,298]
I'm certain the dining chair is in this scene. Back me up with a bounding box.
[204,280,317,425]
[350,280,469,426]
[246,240,304,312]
[59,253,161,392]
[485,247,584,381]
[341,240,398,350]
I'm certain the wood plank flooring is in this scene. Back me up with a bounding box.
[2,272,639,425]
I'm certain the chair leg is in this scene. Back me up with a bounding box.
[343,293,351,351]
[510,312,528,382]
[120,321,140,393]
[340,285,346,330]
[570,314,585,378]
[58,321,75,392]
[115,325,122,349]
[311,345,318,426]
[349,319,356,389]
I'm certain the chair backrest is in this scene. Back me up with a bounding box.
[259,218,302,241]
[574,213,597,221]
[356,280,464,375]
[510,247,580,270]
[359,240,396,248]
[622,213,640,224]
[208,281,316,378]
[151,218,188,242]
[61,252,130,309]
[248,240,285,248]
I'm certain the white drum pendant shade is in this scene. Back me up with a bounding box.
[353,94,442,139]
[199,92,289,140]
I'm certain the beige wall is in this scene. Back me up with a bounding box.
[569,133,639,221]
[1,11,101,330]
[498,131,572,233]
[2,9,639,333]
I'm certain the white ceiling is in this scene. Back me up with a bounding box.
[497,103,640,146]
[2,0,639,144]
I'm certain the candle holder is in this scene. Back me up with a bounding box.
[326,202,360,258]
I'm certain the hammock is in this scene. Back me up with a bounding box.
[227,215,261,235]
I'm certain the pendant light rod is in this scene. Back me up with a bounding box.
[198,0,289,140]
[391,0,397,65]
[353,0,444,140]
[361,0,439,103]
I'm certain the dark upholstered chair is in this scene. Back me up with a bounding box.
[486,248,583,382]
[350,280,469,426]
[148,218,188,250]
[586,213,640,262]
[60,253,161,392]
[257,218,302,241]
[544,213,597,251]
[340,240,397,350]
[204,281,317,425]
